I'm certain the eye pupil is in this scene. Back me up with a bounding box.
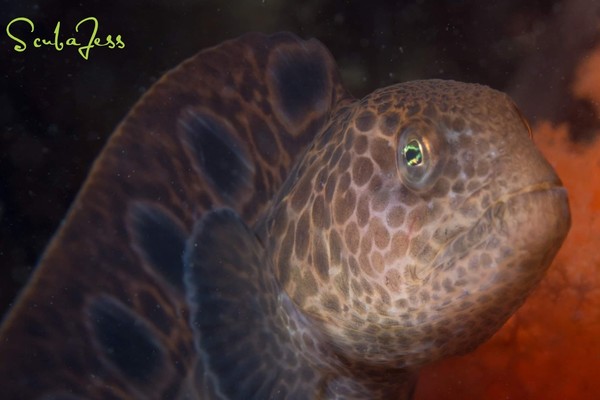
[404,140,423,167]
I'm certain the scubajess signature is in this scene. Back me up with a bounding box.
[5,17,125,60]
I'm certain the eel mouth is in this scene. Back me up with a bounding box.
[496,179,567,203]
[421,179,570,281]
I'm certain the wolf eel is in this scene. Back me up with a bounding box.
[0,32,570,399]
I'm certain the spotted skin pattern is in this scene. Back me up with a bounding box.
[263,80,570,378]
[0,33,570,399]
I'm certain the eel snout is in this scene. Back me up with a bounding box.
[391,130,572,366]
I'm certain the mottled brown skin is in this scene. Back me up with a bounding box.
[0,32,570,400]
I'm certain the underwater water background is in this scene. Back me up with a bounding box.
[0,0,599,398]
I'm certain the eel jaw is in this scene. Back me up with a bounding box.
[426,180,569,282]
[415,181,571,362]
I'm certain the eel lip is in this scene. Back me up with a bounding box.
[423,180,570,280]
[499,179,567,201]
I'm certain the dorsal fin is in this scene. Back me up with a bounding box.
[0,32,348,399]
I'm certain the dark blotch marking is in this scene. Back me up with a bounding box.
[312,195,330,229]
[451,116,466,132]
[370,138,395,173]
[291,171,313,212]
[344,222,360,254]
[397,186,418,206]
[316,167,328,193]
[369,175,383,192]
[381,112,400,136]
[270,46,330,124]
[406,103,421,117]
[442,278,455,293]
[372,190,390,212]
[295,212,310,260]
[329,230,342,266]
[335,273,350,298]
[377,102,391,113]
[325,172,337,203]
[313,237,330,281]
[386,206,406,228]
[334,188,356,224]
[354,135,368,155]
[129,202,187,290]
[355,111,376,132]
[338,171,351,192]
[352,157,374,187]
[338,153,351,171]
[344,128,355,150]
[322,294,341,313]
[299,270,319,301]
[278,222,296,286]
[356,194,370,227]
[88,296,164,383]
[182,113,253,201]
[423,103,439,119]
[330,145,343,166]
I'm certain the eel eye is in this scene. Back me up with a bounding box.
[397,124,446,192]
[403,139,424,167]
